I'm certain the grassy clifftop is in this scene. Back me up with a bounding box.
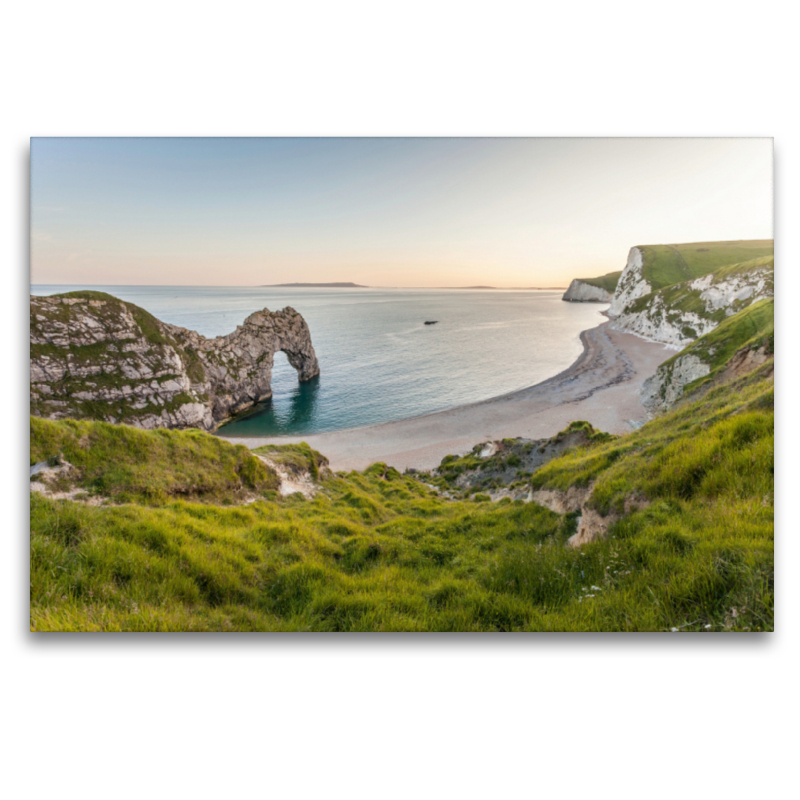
[579,271,622,294]
[637,240,773,292]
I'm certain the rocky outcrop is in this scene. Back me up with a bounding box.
[532,485,648,547]
[609,263,774,349]
[531,484,614,547]
[30,292,320,431]
[531,483,612,547]
[531,484,592,515]
[429,426,609,503]
[562,279,613,303]
[568,507,617,548]
[691,268,774,314]
[717,344,772,384]
[641,344,771,416]
[640,354,711,415]
[610,294,717,349]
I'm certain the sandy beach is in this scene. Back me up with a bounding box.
[218,322,674,472]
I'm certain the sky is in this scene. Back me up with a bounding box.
[30,137,773,288]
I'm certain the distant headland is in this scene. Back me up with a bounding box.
[260,282,368,288]
[442,285,568,290]
[258,282,567,290]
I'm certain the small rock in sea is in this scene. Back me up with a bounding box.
[424,320,438,325]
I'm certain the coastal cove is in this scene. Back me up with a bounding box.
[26,134,775,637]
[31,285,607,436]
[222,322,674,471]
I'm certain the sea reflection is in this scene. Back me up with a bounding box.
[279,375,320,429]
[224,375,321,436]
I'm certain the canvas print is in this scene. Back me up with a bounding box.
[29,137,774,632]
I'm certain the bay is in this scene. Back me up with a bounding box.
[30,285,608,436]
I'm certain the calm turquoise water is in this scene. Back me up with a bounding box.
[31,285,607,436]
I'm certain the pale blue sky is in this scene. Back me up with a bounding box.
[31,137,773,287]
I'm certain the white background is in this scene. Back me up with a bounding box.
[3,2,796,798]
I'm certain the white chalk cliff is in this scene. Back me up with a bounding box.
[562,280,612,303]
[609,264,773,349]
[608,247,650,317]
[603,242,774,350]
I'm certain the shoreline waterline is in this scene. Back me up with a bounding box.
[218,321,602,439]
[32,284,604,438]
[216,322,674,472]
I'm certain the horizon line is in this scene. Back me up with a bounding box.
[30,283,570,291]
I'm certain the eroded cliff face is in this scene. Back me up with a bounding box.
[531,484,648,547]
[608,247,649,317]
[30,292,320,431]
[611,293,718,349]
[609,261,773,349]
[641,343,771,416]
[562,280,612,303]
[640,354,711,415]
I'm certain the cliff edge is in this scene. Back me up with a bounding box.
[562,271,620,303]
[605,240,773,348]
[30,291,320,431]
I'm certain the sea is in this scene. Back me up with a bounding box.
[30,285,608,437]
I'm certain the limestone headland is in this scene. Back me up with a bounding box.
[30,291,319,431]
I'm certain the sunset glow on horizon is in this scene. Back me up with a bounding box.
[30,137,773,288]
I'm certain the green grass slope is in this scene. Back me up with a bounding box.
[30,354,773,631]
[637,240,773,292]
[254,443,330,480]
[579,271,622,294]
[30,417,279,504]
[654,298,774,400]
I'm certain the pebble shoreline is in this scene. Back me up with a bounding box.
[219,322,674,473]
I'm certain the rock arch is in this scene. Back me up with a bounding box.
[204,306,321,425]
